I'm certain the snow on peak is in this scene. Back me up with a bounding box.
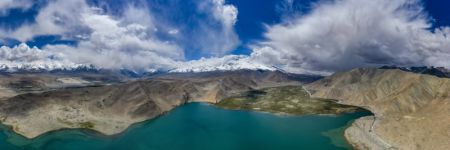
[0,63,96,72]
[0,43,95,72]
[169,55,277,73]
[0,44,276,73]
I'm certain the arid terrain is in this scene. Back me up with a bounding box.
[0,71,129,99]
[0,68,448,150]
[0,70,312,138]
[307,68,450,150]
[216,85,362,115]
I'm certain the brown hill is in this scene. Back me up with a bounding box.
[306,68,450,150]
[0,70,307,138]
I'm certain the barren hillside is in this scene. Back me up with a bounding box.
[307,68,450,150]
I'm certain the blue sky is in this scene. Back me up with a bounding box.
[1,0,449,59]
[0,0,301,59]
[424,0,450,28]
[0,0,449,73]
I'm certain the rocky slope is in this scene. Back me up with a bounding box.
[380,66,450,78]
[0,70,310,138]
[306,68,450,150]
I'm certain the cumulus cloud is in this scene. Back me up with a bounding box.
[40,3,183,71]
[0,43,48,62]
[0,0,241,71]
[0,0,33,15]
[1,0,91,41]
[0,0,184,71]
[211,0,238,28]
[196,0,240,56]
[252,0,450,74]
[0,43,82,71]
[44,13,183,70]
[6,0,448,75]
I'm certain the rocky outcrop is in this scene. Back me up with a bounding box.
[380,66,450,78]
[306,68,450,150]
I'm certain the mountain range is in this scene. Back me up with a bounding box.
[0,66,448,150]
[0,55,277,75]
[307,68,450,149]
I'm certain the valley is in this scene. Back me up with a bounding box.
[216,86,362,115]
[0,70,310,138]
[0,68,448,150]
[307,68,450,149]
[1,0,449,149]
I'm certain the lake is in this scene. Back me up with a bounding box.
[0,103,372,150]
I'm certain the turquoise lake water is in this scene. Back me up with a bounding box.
[0,103,371,150]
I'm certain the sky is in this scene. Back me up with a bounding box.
[0,0,449,74]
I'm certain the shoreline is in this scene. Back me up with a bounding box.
[0,102,186,140]
[343,116,393,150]
[212,104,369,117]
[332,100,392,150]
[0,101,371,141]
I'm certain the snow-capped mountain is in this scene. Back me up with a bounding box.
[0,63,97,73]
[169,55,277,73]
[1,43,277,74]
[0,43,97,73]
[0,46,279,75]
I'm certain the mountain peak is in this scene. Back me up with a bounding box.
[169,55,277,73]
[379,65,450,78]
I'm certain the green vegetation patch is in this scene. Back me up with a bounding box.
[79,122,95,129]
[216,86,361,115]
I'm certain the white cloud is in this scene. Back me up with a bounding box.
[42,6,183,71]
[0,0,242,71]
[196,0,240,56]
[211,0,238,28]
[1,0,91,41]
[168,29,179,35]
[0,43,48,62]
[2,0,450,75]
[0,0,184,71]
[121,4,155,31]
[0,43,84,71]
[0,0,33,16]
[251,0,450,73]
